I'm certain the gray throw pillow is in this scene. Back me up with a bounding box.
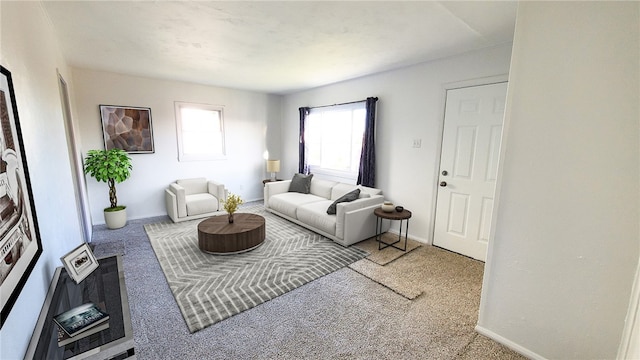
[288,173,313,194]
[326,189,361,215]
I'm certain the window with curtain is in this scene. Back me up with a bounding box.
[174,101,226,161]
[304,102,366,183]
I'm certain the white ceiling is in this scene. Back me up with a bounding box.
[42,1,517,95]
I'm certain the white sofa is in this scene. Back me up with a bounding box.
[264,178,390,246]
[165,178,227,223]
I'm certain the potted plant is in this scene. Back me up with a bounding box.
[223,193,243,223]
[83,149,133,229]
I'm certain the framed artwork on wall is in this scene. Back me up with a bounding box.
[99,104,154,154]
[0,65,43,328]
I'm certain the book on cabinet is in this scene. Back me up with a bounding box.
[53,302,109,338]
[57,321,110,347]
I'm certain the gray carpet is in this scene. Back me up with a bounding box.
[91,202,527,359]
[143,204,368,333]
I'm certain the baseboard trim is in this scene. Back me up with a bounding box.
[385,229,429,244]
[475,325,547,360]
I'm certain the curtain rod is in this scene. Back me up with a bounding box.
[309,97,377,110]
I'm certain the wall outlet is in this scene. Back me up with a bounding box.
[413,139,422,148]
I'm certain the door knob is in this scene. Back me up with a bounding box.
[440,181,447,187]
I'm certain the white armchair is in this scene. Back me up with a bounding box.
[165,178,227,222]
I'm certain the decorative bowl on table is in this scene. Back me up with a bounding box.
[381,201,394,213]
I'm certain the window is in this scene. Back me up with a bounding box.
[175,102,225,161]
[305,102,366,183]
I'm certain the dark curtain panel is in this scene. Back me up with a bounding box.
[298,107,310,174]
[357,97,378,187]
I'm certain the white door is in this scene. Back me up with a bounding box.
[433,82,507,261]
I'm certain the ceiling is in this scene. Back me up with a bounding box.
[42,1,517,95]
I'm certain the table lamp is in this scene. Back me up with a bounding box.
[266,160,280,181]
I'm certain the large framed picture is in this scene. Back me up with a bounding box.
[60,243,98,284]
[0,65,43,328]
[99,104,154,153]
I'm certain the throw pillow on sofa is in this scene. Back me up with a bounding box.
[326,188,361,215]
[289,173,313,194]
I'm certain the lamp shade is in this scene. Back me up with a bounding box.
[266,160,280,173]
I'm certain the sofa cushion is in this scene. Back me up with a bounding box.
[311,179,339,199]
[326,189,360,215]
[185,193,219,216]
[289,173,313,194]
[297,200,337,236]
[269,192,326,219]
[330,183,375,200]
[330,183,359,200]
[177,178,208,195]
[359,185,382,197]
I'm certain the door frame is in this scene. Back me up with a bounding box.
[428,74,509,246]
[57,71,93,243]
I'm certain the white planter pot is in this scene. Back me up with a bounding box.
[104,207,127,229]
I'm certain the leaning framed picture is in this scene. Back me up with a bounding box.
[0,65,43,328]
[99,104,154,154]
[60,243,98,284]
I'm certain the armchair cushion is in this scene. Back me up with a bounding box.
[186,193,219,215]
[177,178,208,195]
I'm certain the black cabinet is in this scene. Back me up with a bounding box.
[24,255,135,359]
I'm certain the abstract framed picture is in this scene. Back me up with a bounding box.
[99,104,154,153]
[0,65,43,328]
[60,243,98,284]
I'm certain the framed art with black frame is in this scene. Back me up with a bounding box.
[0,65,43,328]
[99,104,154,154]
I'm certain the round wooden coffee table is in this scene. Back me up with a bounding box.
[197,213,266,254]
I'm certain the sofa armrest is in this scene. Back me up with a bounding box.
[335,195,386,243]
[167,183,187,218]
[207,181,226,210]
[264,180,291,208]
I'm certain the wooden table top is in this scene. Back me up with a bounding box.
[198,213,265,235]
[374,207,412,220]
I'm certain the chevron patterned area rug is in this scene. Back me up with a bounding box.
[144,203,368,333]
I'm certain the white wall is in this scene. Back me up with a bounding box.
[0,2,86,358]
[477,2,639,359]
[282,45,512,243]
[72,68,282,224]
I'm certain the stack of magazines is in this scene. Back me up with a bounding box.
[53,303,110,346]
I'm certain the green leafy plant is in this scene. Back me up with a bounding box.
[83,149,133,210]
[223,193,243,214]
